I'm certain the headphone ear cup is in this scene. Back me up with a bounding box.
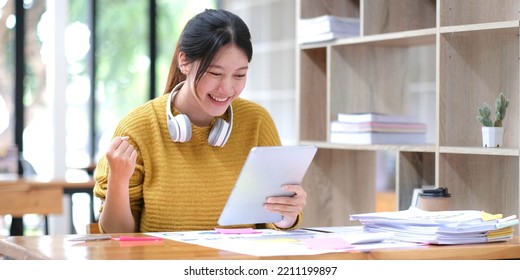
[208,118,230,147]
[168,113,192,142]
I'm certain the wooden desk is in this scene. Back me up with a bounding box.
[1,233,519,260]
[0,175,95,235]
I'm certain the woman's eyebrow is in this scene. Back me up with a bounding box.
[208,65,249,71]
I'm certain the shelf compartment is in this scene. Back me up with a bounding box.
[439,28,519,148]
[301,148,377,227]
[397,151,435,210]
[439,153,519,216]
[329,43,436,143]
[299,47,327,142]
[440,0,519,27]
[362,0,436,36]
[329,45,436,115]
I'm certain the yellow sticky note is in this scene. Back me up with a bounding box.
[481,211,503,221]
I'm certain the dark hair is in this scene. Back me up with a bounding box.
[163,9,253,93]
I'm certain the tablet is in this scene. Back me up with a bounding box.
[218,145,318,226]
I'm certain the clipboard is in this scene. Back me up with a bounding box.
[217,145,318,226]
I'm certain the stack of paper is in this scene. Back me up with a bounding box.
[298,15,360,44]
[330,112,427,144]
[349,208,519,245]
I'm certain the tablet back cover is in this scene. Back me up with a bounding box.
[218,145,317,226]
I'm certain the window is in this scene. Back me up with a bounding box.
[0,0,15,149]
[2,0,216,178]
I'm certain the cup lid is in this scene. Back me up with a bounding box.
[420,187,451,197]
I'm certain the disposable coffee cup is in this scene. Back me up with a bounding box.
[418,188,451,211]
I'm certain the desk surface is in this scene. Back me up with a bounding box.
[1,233,519,260]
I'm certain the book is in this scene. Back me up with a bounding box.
[298,15,360,44]
[337,112,418,124]
[298,15,360,36]
[330,121,427,133]
[330,131,426,144]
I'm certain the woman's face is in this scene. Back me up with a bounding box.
[186,45,249,121]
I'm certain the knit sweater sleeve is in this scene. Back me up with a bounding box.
[93,103,151,231]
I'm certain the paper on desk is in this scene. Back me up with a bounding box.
[301,237,353,250]
[350,208,519,245]
[146,228,423,257]
[350,208,486,225]
[214,228,261,234]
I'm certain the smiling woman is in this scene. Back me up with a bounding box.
[92,8,307,234]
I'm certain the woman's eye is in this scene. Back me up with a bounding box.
[209,72,222,76]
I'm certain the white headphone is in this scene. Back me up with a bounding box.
[166,82,233,147]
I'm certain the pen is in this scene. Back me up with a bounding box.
[301,227,332,234]
[69,235,112,242]
[498,215,517,223]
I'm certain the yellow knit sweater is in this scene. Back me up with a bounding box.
[94,93,301,232]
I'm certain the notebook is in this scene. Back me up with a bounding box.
[217,145,318,226]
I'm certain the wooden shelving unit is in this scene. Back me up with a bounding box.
[296,0,520,227]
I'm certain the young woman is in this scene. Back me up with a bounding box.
[93,9,307,233]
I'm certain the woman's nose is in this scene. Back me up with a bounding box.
[217,77,233,93]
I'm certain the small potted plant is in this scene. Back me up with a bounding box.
[476,92,509,147]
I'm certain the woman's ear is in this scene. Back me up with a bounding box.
[178,52,191,74]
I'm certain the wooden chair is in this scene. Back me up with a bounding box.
[86,222,101,234]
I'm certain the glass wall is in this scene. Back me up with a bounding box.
[0,0,16,176]
[95,0,216,160]
[1,0,216,177]
[94,1,150,160]
[17,0,47,176]
[66,0,90,170]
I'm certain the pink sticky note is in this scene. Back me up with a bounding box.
[116,236,162,241]
[301,237,354,250]
[214,228,261,234]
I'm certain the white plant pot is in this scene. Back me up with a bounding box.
[481,127,504,148]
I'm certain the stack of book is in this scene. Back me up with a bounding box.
[350,208,519,245]
[330,112,427,144]
[298,15,360,44]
